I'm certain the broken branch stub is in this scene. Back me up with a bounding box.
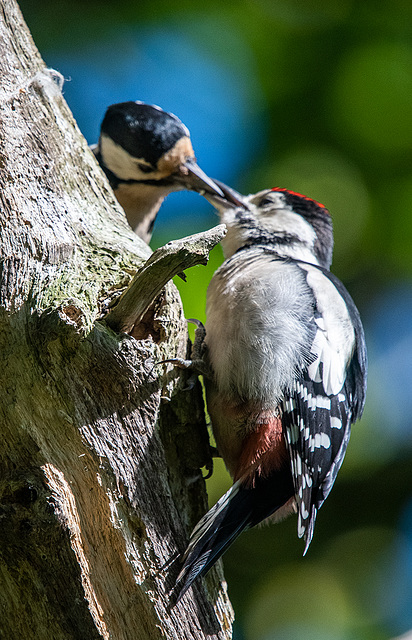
[105,224,227,335]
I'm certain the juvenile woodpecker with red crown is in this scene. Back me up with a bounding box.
[174,182,367,601]
[92,101,224,243]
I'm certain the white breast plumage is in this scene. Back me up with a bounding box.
[205,249,315,405]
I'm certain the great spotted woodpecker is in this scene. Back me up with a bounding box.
[92,101,224,243]
[174,183,367,601]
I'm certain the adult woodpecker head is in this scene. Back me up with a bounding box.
[205,182,334,269]
[93,101,225,243]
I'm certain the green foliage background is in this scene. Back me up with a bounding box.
[18,1,412,638]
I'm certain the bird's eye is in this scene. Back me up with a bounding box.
[259,196,274,207]
[137,163,154,174]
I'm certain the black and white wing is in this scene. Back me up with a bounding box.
[282,262,367,553]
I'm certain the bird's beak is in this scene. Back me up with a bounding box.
[174,159,249,210]
[174,157,226,198]
[202,178,249,210]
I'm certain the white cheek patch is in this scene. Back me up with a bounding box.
[257,209,317,249]
[100,134,158,181]
[221,207,319,263]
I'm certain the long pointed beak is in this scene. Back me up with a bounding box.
[174,159,249,210]
[202,178,249,210]
[174,158,225,198]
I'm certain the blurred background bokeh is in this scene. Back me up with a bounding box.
[19,0,412,637]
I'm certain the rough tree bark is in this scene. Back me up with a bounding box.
[0,1,234,638]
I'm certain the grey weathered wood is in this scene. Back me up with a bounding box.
[105,224,227,334]
[0,1,234,638]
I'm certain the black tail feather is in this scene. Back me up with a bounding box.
[173,469,294,602]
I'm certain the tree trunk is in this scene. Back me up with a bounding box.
[0,1,234,638]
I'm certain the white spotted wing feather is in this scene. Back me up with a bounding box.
[283,262,365,553]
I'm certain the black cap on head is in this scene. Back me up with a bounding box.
[100,101,190,167]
